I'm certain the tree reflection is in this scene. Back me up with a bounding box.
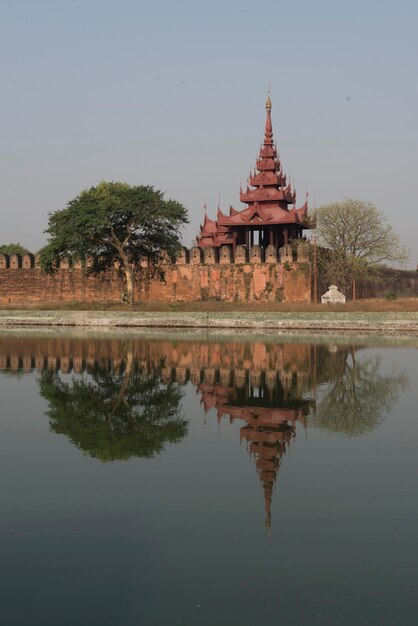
[38,344,187,462]
[311,346,408,436]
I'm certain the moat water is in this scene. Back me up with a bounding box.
[0,331,417,626]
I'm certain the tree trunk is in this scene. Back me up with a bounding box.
[352,276,356,301]
[124,266,133,305]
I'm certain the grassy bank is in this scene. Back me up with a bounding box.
[0,297,417,313]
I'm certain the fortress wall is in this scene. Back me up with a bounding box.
[0,245,311,304]
[0,267,124,304]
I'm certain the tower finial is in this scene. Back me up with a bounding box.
[266,82,272,111]
[264,89,273,144]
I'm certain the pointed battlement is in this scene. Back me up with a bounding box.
[0,243,308,270]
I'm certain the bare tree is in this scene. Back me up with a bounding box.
[316,199,409,298]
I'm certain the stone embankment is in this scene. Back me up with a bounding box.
[1,310,418,335]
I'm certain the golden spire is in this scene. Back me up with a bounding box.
[266,83,272,111]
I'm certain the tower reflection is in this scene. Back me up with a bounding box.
[198,365,314,530]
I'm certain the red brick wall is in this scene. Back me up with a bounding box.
[135,262,310,303]
[0,268,124,304]
[0,247,311,304]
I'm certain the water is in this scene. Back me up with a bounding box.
[0,331,417,626]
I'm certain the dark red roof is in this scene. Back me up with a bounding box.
[196,96,312,247]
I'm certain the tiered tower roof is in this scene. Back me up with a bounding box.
[197,94,311,247]
[239,93,295,209]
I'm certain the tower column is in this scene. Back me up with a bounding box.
[284,227,289,246]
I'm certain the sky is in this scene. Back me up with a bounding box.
[1,0,417,265]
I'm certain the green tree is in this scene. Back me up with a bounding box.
[40,181,188,303]
[38,344,188,461]
[316,199,409,298]
[0,242,30,255]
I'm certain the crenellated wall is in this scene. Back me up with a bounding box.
[0,244,311,304]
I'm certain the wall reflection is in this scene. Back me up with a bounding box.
[0,335,407,528]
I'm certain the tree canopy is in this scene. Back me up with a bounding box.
[0,242,30,256]
[40,181,188,302]
[315,199,409,296]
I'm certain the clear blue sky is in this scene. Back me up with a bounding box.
[1,0,417,264]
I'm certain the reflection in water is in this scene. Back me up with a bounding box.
[311,345,407,436]
[198,365,314,531]
[38,347,187,462]
[0,335,407,527]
